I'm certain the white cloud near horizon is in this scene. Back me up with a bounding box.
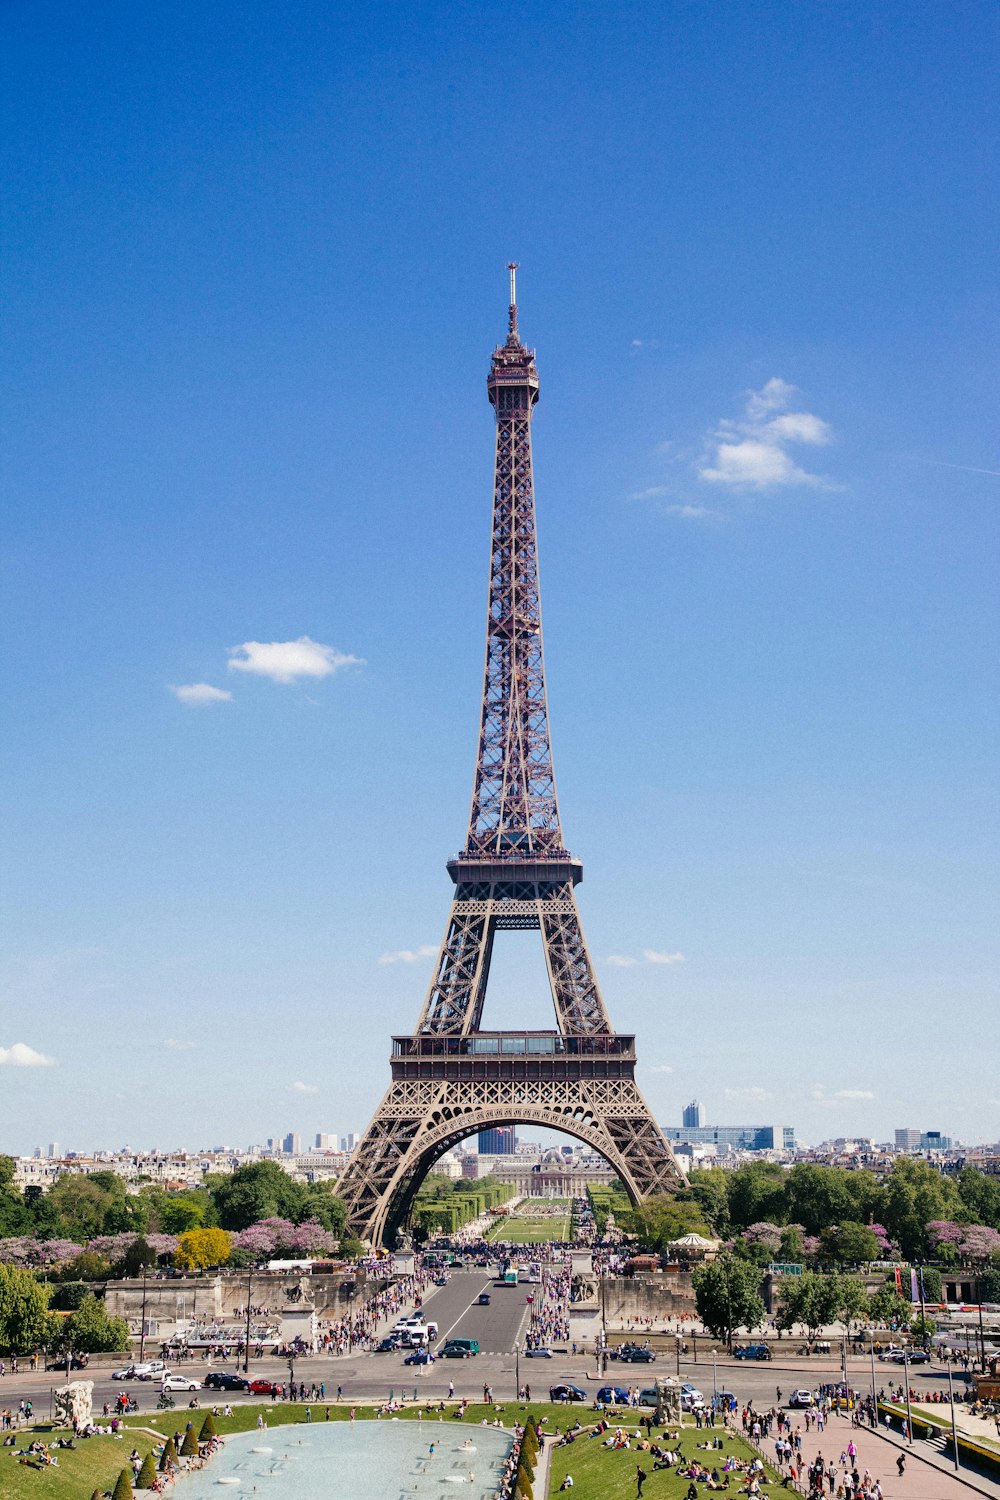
[291,1081,320,1094]
[644,1064,675,1075]
[379,945,438,965]
[170,683,233,706]
[163,1038,195,1052]
[700,377,835,491]
[0,1042,56,1067]
[811,1084,876,1103]
[606,950,684,968]
[725,1085,772,1101]
[228,636,362,685]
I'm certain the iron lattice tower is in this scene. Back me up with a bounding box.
[338,269,683,1244]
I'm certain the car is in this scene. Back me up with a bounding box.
[524,1347,553,1358]
[376,1336,402,1353]
[161,1374,202,1393]
[440,1341,477,1358]
[478,1293,492,1305]
[615,1347,655,1363]
[404,1349,435,1365]
[203,1371,250,1391]
[681,1392,707,1412]
[434,1275,448,1286]
[45,1355,89,1372]
[249,1379,278,1395]
[549,1383,589,1403]
[111,1365,139,1381]
[733,1344,772,1361]
[879,1349,929,1364]
[595,1386,631,1406]
[638,1388,660,1406]
[788,1390,814,1409]
[132,1361,167,1381]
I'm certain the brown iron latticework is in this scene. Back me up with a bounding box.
[338,268,684,1245]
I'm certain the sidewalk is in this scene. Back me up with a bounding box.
[788,1407,1000,1500]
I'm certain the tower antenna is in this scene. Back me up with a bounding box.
[507,261,519,338]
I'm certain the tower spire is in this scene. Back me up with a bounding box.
[507,260,519,341]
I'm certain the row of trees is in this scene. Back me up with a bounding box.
[412,1177,516,1238]
[0,1158,348,1245]
[691,1257,917,1348]
[0,1263,129,1358]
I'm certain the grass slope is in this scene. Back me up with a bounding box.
[549,1424,781,1500]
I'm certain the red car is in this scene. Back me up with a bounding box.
[249,1379,279,1395]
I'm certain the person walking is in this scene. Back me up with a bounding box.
[636,1464,648,1496]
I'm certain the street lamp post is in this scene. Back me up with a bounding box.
[869,1334,877,1414]
[902,1348,914,1446]
[138,1267,149,1366]
[712,1347,718,1407]
[243,1263,253,1375]
[947,1360,960,1473]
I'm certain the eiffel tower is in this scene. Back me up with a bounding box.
[338,268,684,1246]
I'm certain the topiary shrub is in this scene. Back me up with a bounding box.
[158,1437,178,1472]
[111,1471,133,1500]
[180,1425,199,1457]
[136,1453,158,1489]
[198,1412,218,1441]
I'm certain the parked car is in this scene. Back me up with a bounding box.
[787,1390,814,1409]
[549,1383,589,1403]
[404,1349,435,1365]
[249,1379,279,1395]
[161,1374,202,1393]
[203,1371,250,1391]
[638,1388,659,1406]
[478,1293,491,1305]
[440,1340,479,1358]
[733,1344,772,1361]
[45,1355,89,1372]
[524,1348,553,1359]
[595,1385,631,1406]
[615,1346,656,1363]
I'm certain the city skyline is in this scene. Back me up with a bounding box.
[2,3,998,1155]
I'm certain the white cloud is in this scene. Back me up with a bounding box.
[724,1086,772,1102]
[292,1081,320,1094]
[664,505,717,520]
[378,945,438,965]
[628,485,671,500]
[699,379,836,491]
[0,1042,56,1067]
[832,1088,876,1100]
[228,636,362,685]
[606,950,685,968]
[644,1064,675,1075]
[170,683,233,706]
[163,1038,195,1052]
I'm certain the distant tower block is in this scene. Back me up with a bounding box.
[337,272,684,1246]
[682,1100,706,1129]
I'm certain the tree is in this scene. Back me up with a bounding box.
[0,1262,51,1355]
[687,1171,731,1236]
[878,1158,963,1260]
[957,1166,1000,1232]
[158,1437,179,1473]
[112,1468,134,1500]
[837,1275,870,1332]
[174,1227,231,1271]
[198,1413,218,1441]
[180,1426,199,1458]
[868,1283,911,1328]
[0,1157,30,1237]
[725,1163,787,1234]
[136,1454,158,1489]
[821,1222,881,1265]
[622,1194,709,1250]
[210,1162,311,1231]
[54,1292,130,1354]
[121,1237,158,1278]
[784,1165,879,1237]
[775,1271,842,1339]
[778,1225,806,1262]
[692,1255,765,1348]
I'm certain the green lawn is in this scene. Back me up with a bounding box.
[548,1423,781,1500]
[488,1200,573,1243]
[0,1400,595,1500]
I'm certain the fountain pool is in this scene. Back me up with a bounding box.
[176,1419,513,1500]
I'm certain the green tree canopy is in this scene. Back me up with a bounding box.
[210,1161,315,1231]
[621,1194,709,1250]
[725,1163,787,1233]
[692,1255,766,1348]
[878,1158,963,1260]
[686,1170,731,1236]
[820,1222,881,1265]
[0,1264,51,1355]
[784,1165,879,1236]
[51,1292,130,1354]
[775,1271,843,1338]
[111,1468,133,1500]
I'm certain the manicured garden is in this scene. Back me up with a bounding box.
[488,1201,573,1244]
[548,1421,780,1500]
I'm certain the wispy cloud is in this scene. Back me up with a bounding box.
[0,1042,56,1067]
[811,1085,876,1103]
[643,1064,675,1075]
[628,485,671,501]
[664,504,718,520]
[725,1086,772,1102]
[170,683,233,706]
[606,950,684,968]
[163,1038,195,1052]
[897,455,1000,479]
[378,945,438,966]
[700,378,835,491]
[291,1081,320,1094]
[228,636,362,685]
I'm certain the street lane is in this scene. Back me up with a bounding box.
[444,1274,533,1354]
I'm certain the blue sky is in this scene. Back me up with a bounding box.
[2,1,998,1155]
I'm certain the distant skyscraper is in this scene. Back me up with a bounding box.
[47,1142,59,1158]
[478,1126,515,1155]
[315,1133,336,1149]
[282,1132,301,1155]
[895,1128,921,1151]
[682,1100,706,1129]
[340,1133,359,1153]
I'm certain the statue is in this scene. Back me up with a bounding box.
[654,1377,682,1425]
[570,1273,597,1304]
[53,1380,94,1431]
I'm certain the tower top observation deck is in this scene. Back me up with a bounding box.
[487,262,539,407]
